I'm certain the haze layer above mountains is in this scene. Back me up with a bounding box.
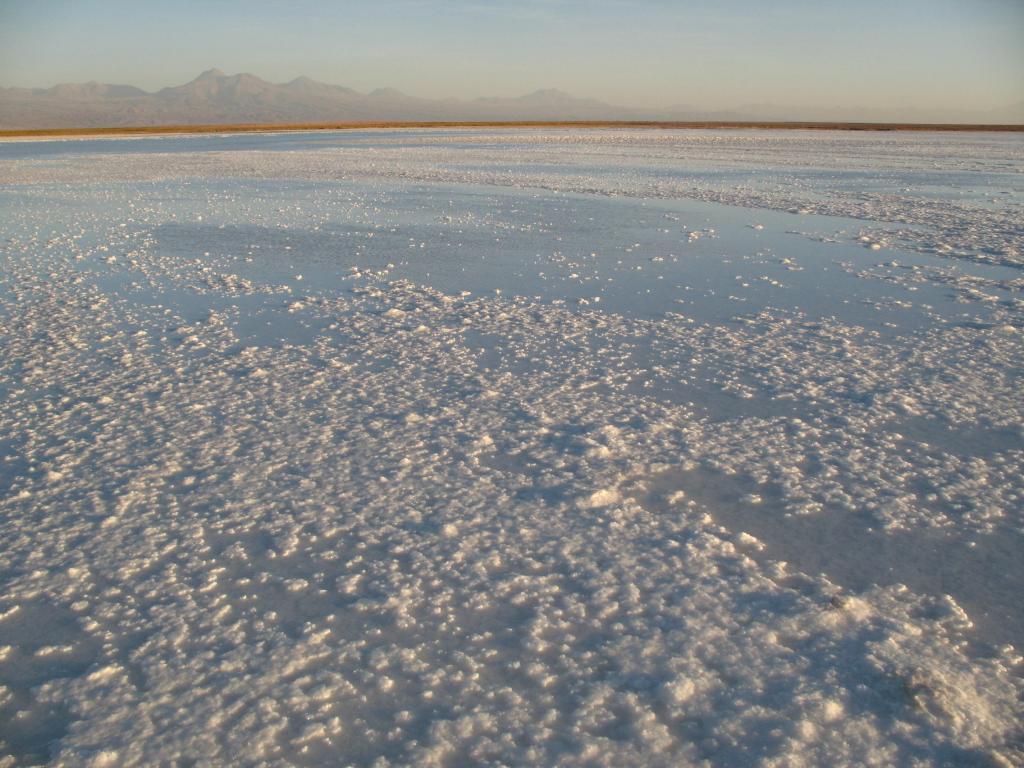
[2,69,1022,129]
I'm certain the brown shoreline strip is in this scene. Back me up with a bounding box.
[1,120,1022,139]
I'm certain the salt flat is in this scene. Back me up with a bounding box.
[0,129,1021,766]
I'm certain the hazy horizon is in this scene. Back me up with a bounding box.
[1,0,1022,119]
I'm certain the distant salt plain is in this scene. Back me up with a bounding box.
[0,129,1022,766]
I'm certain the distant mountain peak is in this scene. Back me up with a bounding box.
[526,88,574,100]
[0,73,645,128]
[45,81,147,99]
[474,88,600,108]
[6,67,1018,130]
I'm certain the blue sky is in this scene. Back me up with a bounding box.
[1,0,1021,113]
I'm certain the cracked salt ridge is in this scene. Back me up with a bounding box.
[638,467,1024,652]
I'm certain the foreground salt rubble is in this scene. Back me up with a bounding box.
[0,130,1022,766]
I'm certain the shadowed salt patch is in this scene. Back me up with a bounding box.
[638,466,1024,654]
[892,416,1024,460]
[0,601,102,764]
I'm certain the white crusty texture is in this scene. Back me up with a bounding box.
[0,130,1021,767]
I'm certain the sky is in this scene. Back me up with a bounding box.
[0,0,1022,115]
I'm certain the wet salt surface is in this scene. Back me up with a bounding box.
[49,177,1021,335]
[0,129,1022,766]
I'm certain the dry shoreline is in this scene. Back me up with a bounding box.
[1,119,1022,140]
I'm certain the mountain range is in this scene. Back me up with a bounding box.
[1,69,1021,129]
